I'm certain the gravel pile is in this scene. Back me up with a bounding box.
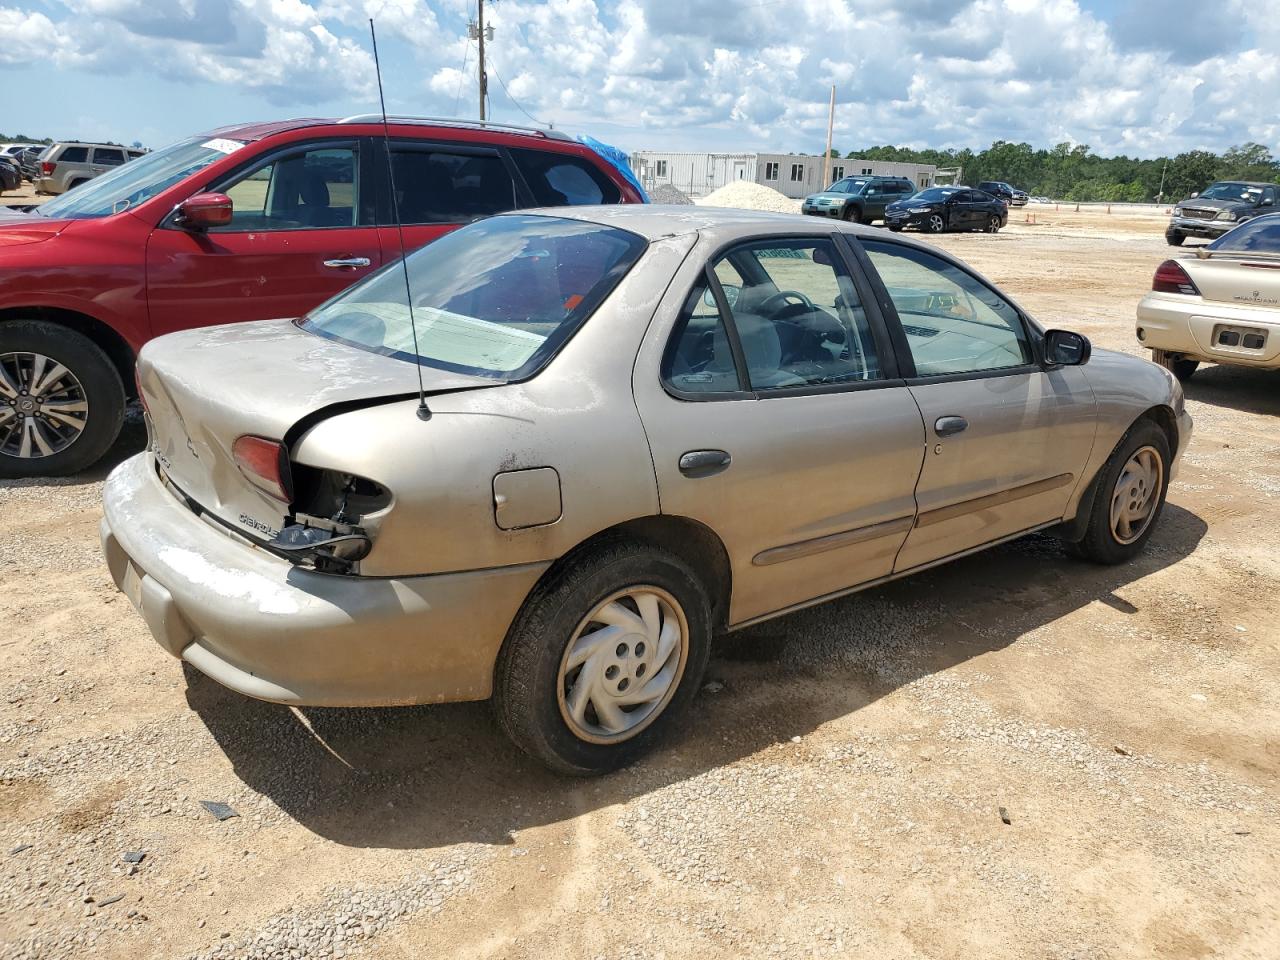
[649,184,692,205]
[695,181,800,214]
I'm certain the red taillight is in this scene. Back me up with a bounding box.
[1153,259,1200,296]
[232,436,293,503]
[40,161,55,176]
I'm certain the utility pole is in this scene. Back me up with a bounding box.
[822,85,835,189]
[1157,157,1168,203]
[468,1,495,121]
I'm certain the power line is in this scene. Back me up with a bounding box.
[487,58,547,127]
[452,40,473,118]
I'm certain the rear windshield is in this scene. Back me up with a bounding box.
[300,215,647,380]
[1207,214,1280,253]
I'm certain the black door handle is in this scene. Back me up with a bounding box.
[679,449,732,478]
[934,415,968,438]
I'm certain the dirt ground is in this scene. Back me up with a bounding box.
[1,205,1277,960]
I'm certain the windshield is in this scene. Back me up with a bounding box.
[912,188,959,203]
[828,178,868,194]
[1198,182,1263,203]
[37,136,244,219]
[301,215,648,380]
[1207,214,1280,253]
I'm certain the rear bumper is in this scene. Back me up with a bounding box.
[1137,294,1280,368]
[101,454,549,707]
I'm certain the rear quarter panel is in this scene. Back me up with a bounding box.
[290,232,698,577]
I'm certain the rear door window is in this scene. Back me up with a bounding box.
[386,148,519,224]
[510,148,621,205]
[94,148,126,167]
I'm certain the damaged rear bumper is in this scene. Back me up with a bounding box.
[100,454,548,707]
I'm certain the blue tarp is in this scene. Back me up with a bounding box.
[576,134,649,203]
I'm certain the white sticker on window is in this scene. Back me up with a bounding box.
[201,138,244,155]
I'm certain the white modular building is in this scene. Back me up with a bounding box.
[630,151,938,199]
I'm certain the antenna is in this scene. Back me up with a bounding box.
[369,18,431,422]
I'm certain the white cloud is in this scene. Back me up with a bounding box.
[2,0,1278,156]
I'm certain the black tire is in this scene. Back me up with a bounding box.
[926,213,946,233]
[841,205,861,223]
[1152,349,1199,382]
[986,215,1002,233]
[0,320,126,479]
[1069,419,1171,565]
[1166,231,1185,247]
[887,224,904,232]
[493,539,713,776]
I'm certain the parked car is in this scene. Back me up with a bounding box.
[1,143,40,168]
[34,142,146,195]
[801,175,917,223]
[885,186,1008,233]
[101,206,1191,774]
[977,181,1028,206]
[18,145,46,181]
[1165,181,1278,246]
[1138,212,1280,380]
[0,157,19,195]
[0,116,645,477]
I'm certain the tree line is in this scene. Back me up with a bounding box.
[839,141,1280,203]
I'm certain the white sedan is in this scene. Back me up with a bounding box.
[1137,213,1280,380]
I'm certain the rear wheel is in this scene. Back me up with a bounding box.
[1070,419,1170,565]
[0,321,126,478]
[1166,231,1185,247]
[493,540,712,775]
[926,213,945,233]
[986,215,1002,233]
[1152,349,1199,382]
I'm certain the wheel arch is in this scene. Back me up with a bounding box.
[528,514,733,633]
[0,306,137,399]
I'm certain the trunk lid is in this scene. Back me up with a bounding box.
[1183,255,1280,308]
[137,318,490,539]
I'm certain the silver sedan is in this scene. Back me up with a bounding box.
[101,206,1192,774]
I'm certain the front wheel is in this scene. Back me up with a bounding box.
[493,540,712,775]
[887,224,904,232]
[1152,349,1199,382]
[1166,231,1185,247]
[841,205,861,223]
[0,320,126,478]
[1069,419,1171,565]
[986,215,1002,233]
[926,213,946,233]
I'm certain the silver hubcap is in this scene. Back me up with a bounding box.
[1110,445,1163,545]
[557,586,689,744]
[988,217,1000,232]
[0,352,89,459]
[928,215,944,232]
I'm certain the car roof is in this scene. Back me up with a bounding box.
[515,204,943,247]
[200,116,576,145]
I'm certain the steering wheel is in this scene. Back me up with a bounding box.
[759,290,815,316]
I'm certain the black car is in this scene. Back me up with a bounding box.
[0,157,20,195]
[801,175,917,223]
[1166,181,1278,246]
[885,186,1008,234]
[977,180,1028,207]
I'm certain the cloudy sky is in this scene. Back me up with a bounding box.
[2,0,1277,158]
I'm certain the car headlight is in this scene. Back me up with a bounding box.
[1216,209,1237,222]
[1172,207,1182,217]
[909,207,931,214]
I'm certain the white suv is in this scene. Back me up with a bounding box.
[35,142,145,195]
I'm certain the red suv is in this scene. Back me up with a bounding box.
[0,116,644,477]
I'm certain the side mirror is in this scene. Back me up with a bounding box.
[1262,198,1274,207]
[1190,192,1199,199]
[175,192,233,230]
[1043,329,1091,366]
